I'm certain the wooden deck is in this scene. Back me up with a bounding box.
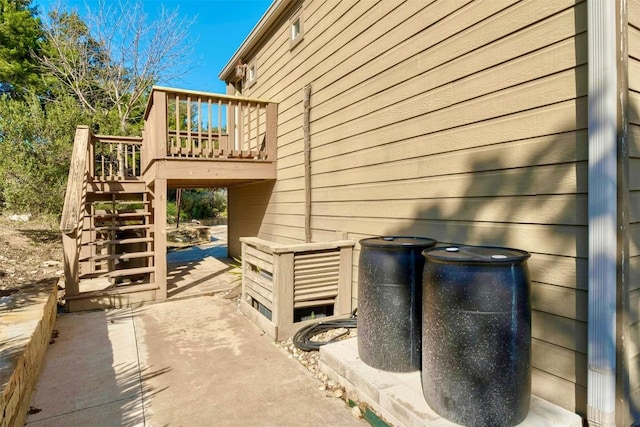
[59,87,278,311]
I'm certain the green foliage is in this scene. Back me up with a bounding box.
[0,0,46,96]
[169,188,227,221]
[166,201,187,224]
[229,257,243,284]
[0,92,90,213]
[181,189,227,220]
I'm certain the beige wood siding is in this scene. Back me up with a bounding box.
[229,0,588,415]
[628,0,640,420]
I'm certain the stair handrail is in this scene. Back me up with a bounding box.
[60,126,92,299]
[60,126,91,234]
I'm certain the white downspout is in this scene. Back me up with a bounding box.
[587,1,618,425]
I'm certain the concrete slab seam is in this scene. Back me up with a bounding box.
[130,307,148,424]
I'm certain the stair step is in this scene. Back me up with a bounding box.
[80,266,155,279]
[91,224,152,232]
[92,179,141,183]
[66,283,159,300]
[88,181,146,195]
[81,251,155,262]
[86,200,148,206]
[88,237,153,246]
[106,266,155,279]
[92,212,151,219]
[91,219,147,225]
[87,189,146,196]
[93,208,147,213]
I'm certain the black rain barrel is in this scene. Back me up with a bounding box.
[421,245,531,427]
[358,236,437,372]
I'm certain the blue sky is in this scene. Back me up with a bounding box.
[33,0,273,93]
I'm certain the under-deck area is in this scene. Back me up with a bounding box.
[166,224,236,299]
[75,224,237,299]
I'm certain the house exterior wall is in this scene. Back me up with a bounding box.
[627,0,640,420]
[228,0,588,415]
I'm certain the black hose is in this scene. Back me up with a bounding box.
[292,309,357,352]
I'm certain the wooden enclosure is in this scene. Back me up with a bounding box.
[240,237,354,340]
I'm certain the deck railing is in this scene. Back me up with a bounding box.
[91,135,143,180]
[143,86,277,169]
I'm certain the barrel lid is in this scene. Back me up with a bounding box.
[359,236,437,248]
[423,245,530,263]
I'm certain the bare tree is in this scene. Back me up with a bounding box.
[39,8,106,115]
[40,0,195,133]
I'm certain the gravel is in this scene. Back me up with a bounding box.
[276,327,359,400]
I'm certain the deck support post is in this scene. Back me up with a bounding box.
[152,178,168,300]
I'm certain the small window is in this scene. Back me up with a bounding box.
[246,60,257,87]
[289,9,304,49]
[291,18,301,39]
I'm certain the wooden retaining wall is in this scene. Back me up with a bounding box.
[1,283,58,427]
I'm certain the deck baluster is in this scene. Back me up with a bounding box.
[197,97,202,157]
[186,96,191,156]
[176,94,181,156]
[207,99,213,157]
[218,100,223,156]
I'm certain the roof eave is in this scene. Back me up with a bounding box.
[219,0,295,82]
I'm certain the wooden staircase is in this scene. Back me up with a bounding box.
[61,128,165,311]
[78,190,154,286]
[60,87,278,312]
[63,179,166,311]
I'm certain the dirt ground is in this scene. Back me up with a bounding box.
[0,215,222,296]
[0,215,64,295]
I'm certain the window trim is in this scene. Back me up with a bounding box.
[289,9,304,50]
[246,59,257,88]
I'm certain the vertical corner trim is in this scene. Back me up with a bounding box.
[587,0,619,425]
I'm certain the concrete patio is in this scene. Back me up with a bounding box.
[26,295,363,426]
